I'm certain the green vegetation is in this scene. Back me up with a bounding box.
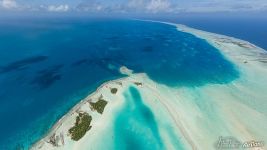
[134,82,142,86]
[69,112,92,141]
[48,133,58,146]
[110,88,118,94]
[90,97,108,114]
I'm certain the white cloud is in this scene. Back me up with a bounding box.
[128,0,145,8]
[76,0,104,12]
[1,0,17,9]
[146,0,170,12]
[47,4,69,12]
[126,0,267,13]
[1,0,267,13]
[175,0,267,13]
[127,0,172,13]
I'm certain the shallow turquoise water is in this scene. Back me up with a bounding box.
[113,86,179,150]
[0,18,239,149]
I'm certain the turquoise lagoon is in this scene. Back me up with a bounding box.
[0,18,238,149]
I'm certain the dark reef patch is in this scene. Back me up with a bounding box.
[142,46,154,52]
[103,36,120,41]
[0,56,48,74]
[31,65,63,89]
[71,59,90,66]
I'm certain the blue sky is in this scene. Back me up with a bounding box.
[1,0,267,14]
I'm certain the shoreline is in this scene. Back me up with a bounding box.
[138,19,267,52]
[31,74,131,149]
[31,21,267,150]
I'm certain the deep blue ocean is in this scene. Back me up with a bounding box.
[0,18,239,149]
[157,15,267,51]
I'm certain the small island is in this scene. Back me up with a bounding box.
[134,82,142,86]
[110,88,118,94]
[69,112,92,141]
[89,96,108,114]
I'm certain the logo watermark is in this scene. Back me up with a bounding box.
[215,136,264,149]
